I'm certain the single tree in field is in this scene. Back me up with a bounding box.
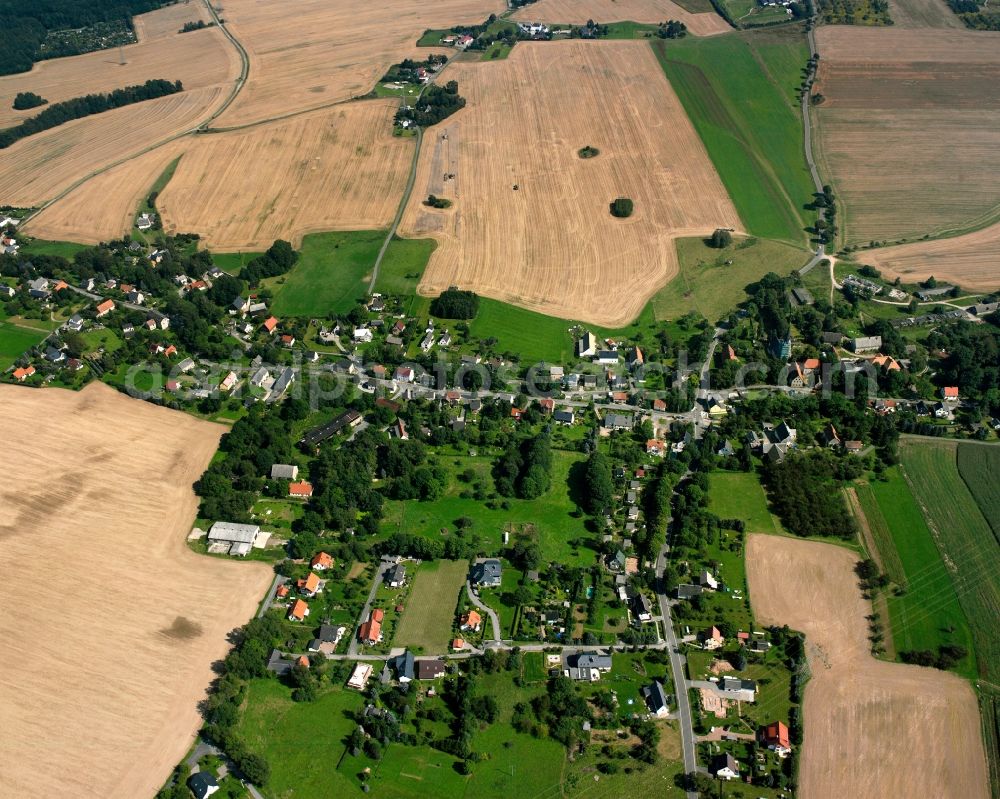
[710,228,732,248]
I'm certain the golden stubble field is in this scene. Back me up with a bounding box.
[0,85,228,206]
[400,40,741,326]
[512,0,732,36]
[746,534,989,799]
[155,101,412,250]
[0,383,271,799]
[24,142,186,244]
[813,26,1000,249]
[0,2,240,209]
[0,23,237,129]
[212,0,505,127]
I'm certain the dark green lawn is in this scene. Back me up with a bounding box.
[0,322,48,369]
[380,450,598,567]
[271,231,437,317]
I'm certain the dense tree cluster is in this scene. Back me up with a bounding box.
[12,90,45,110]
[609,197,634,218]
[0,0,170,75]
[656,19,688,38]
[196,407,294,521]
[582,450,614,515]
[0,79,183,148]
[238,239,298,287]
[494,428,552,499]
[430,287,479,319]
[396,81,466,127]
[763,450,860,539]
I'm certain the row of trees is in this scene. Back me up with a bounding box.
[0,78,183,148]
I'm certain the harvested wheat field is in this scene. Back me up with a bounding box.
[859,221,1000,289]
[0,382,270,799]
[746,534,989,799]
[0,19,237,128]
[23,143,185,245]
[157,101,411,250]
[512,0,731,36]
[399,41,740,326]
[132,0,213,41]
[0,84,229,207]
[213,0,504,127]
[814,27,1000,244]
[886,0,964,28]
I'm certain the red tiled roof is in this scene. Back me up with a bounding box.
[289,480,313,497]
[289,599,309,620]
[310,551,333,569]
[763,721,790,749]
[262,316,278,332]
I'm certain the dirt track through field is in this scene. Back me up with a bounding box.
[0,383,271,799]
[401,40,741,326]
[512,0,732,36]
[746,534,988,799]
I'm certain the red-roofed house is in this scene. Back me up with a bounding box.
[95,299,115,317]
[288,599,310,622]
[12,365,35,381]
[652,398,667,412]
[276,584,290,599]
[297,655,310,668]
[262,316,279,333]
[163,345,177,358]
[280,334,296,347]
[538,397,555,414]
[761,721,791,756]
[802,357,821,372]
[459,610,482,631]
[359,608,384,645]
[510,407,523,420]
[297,572,321,597]
[289,480,314,498]
[310,551,334,570]
[646,439,666,457]
[943,386,959,400]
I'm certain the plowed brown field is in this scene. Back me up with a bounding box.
[156,101,411,250]
[512,0,731,36]
[400,40,740,326]
[212,0,504,127]
[814,26,1000,245]
[859,220,1000,289]
[746,533,989,799]
[0,382,271,799]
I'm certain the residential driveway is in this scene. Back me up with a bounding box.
[465,581,501,642]
[348,556,393,655]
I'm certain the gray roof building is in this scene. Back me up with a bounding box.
[271,463,299,480]
[472,558,502,587]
